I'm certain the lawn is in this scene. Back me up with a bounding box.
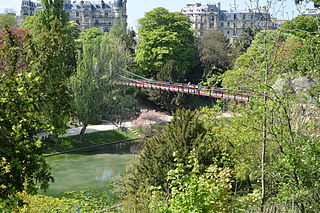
[47,129,138,154]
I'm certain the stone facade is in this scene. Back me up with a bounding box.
[20,0,127,32]
[21,0,42,18]
[181,3,277,40]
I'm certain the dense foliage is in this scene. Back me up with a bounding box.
[280,15,319,39]
[1,0,76,209]
[18,190,113,212]
[0,28,53,210]
[0,14,17,29]
[2,0,320,212]
[72,25,138,139]
[136,8,196,77]
[22,0,76,134]
[149,151,234,212]
[135,8,196,110]
[121,7,320,212]
[197,30,234,77]
[202,20,320,211]
[119,109,232,212]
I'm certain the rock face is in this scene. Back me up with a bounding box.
[272,76,314,94]
[272,78,291,92]
[291,77,314,94]
[272,76,320,133]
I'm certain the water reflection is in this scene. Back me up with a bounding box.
[96,170,117,181]
[42,141,141,197]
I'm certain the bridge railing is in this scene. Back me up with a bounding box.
[115,79,251,103]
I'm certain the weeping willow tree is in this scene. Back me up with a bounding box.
[71,28,135,140]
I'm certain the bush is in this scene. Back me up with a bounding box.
[149,150,234,213]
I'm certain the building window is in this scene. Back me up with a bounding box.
[227,22,230,27]
[76,20,80,25]
[94,20,99,25]
[220,22,224,27]
[234,14,237,19]
[84,12,90,17]
[105,12,108,17]
[76,12,79,17]
[227,30,229,34]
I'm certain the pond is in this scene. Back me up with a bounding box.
[41,142,138,197]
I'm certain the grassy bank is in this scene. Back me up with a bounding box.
[47,129,138,154]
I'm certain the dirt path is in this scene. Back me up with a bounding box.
[59,121,132,137]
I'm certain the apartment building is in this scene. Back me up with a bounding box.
[181,3,276,40]
[21,0,127,32]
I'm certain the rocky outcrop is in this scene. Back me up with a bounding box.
[272,76,314,94]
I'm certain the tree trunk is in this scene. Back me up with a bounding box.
[246,174,253,193]
[78,124,87,142]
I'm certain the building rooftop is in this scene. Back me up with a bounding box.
[64,1,117,11]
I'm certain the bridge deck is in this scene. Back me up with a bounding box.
[116,79,251,102]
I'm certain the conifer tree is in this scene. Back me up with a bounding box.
[121,109,230,212]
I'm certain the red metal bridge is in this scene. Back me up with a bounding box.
[116,74,252,103]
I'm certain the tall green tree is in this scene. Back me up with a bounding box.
[197,30,234,77]
[71,25,137,139]
[136,8,196,76]
[23,0,76,134]
[71,36,103,138]
[135,8,196,110]
[0,27,52,210]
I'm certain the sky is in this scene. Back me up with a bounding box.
[0,0,315,29]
